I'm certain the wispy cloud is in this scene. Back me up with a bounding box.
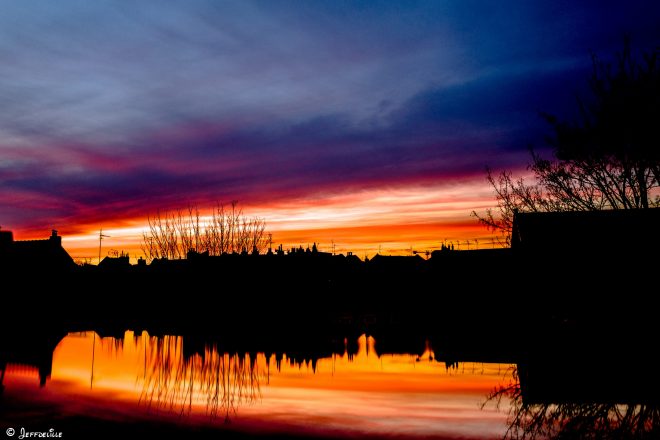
[1,0,658,239]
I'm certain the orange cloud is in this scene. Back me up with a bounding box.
[16,179,504,263]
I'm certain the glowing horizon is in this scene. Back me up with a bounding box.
[1,3,653,263]
[9,179,507,263]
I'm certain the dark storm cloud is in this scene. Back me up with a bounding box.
[1,0,659,230]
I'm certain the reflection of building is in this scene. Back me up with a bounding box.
[0,229,75,269]
[512,209,660,405]
[0,332,67,388]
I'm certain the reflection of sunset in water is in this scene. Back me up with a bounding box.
[3,332,512,439]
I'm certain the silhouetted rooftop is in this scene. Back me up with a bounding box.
[99,253,131,270]
[370,254,424,264]
[511,208,660,252]
[0,229,75,269]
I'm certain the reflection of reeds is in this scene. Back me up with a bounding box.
[137,336,266,422]
[486,367,660,439]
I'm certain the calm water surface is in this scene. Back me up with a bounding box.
[2,331,513,439]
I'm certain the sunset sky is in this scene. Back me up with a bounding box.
[1,1,658,260]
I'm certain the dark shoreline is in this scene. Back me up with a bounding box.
[3,224,659,439]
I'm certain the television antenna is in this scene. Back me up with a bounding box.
[98,228,111,264]
[412,250,431,259]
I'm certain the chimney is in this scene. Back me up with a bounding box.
[0,229,14,249]
[49,229,62,246]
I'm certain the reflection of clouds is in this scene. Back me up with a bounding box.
[45,330,515,437]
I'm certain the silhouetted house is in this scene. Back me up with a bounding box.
[511,208,660,253]
[0,229,75,270]
[368,254,423,271]
[311,243,332,258]
[369,254,423,264]
[284,243,333,259]
[511,209,657,337]
[186,249,209,260]
[430,247,510,261]
[99,252,131,270]
[343,251,361,264]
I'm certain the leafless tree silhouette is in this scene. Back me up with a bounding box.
[142,201,268,260]
[474,41,660,245]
